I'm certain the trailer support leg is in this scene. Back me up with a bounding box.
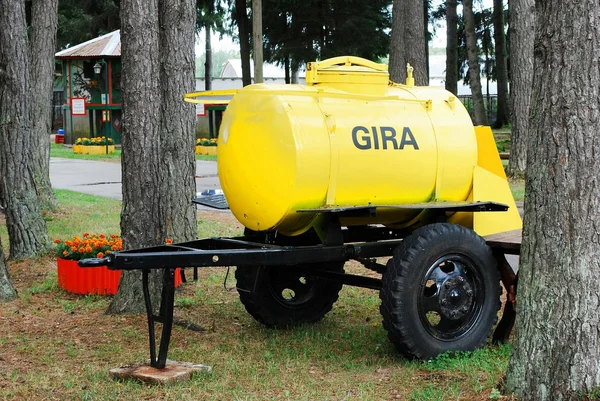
[142,268,176,369]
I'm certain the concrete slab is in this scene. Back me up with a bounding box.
[109,360,212,385]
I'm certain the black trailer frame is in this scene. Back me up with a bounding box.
[79,201,518,369]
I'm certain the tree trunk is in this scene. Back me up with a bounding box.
[236,0,251,86]
[204,1,212,91]
[389,0,428,85]
[506,0,534,177]
[108,0,162,314]
[492,0,509,128]
[505,1,600,399]
[463,0,487,125]
[445,0,458,95]
[108,0,197,314]
[29,0,59,212]
[157,0,197,248]
[0,0,49,260]
[284,55,290,84]
[252,0,263,83]
[0,241,17,301]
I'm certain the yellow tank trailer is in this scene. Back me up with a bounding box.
[187,57,520,238]
[187,57,522,359]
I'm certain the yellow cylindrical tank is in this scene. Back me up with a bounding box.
[217,57,477,235]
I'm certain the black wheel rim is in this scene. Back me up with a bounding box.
[266,268,323,309]
[417,254,485,341]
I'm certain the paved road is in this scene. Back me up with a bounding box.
[50,157,221,201]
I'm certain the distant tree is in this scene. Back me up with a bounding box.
[445,0,458,95]
[56,0,120,49]
[0,0,49,259]
[196,49,240,78]
[492,0,509,127]
[389,0,428,85]
[506,0,534,177]
[29,0,59,211]
[234,0,252,86]
[463,0,486,124]
[197,0,227,90]
[108,0,197,313]
[505,0,600,398]
[262,0,391,77]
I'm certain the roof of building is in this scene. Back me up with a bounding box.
[220,59,303,78]
[55,30,121,59]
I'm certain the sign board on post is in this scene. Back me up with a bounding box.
[196,103,206,117]
[71,98,86,116]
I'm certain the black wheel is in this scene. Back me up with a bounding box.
[235,262,344,328]
[379,223,501,359]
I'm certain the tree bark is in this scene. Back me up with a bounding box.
[0,0,49,260]
[445,0,458,95]
[157,0,197,247]
[463,0,487,125]
[492,0,509,128]
[108,0,162,314]
[389,0,428,86]
[29,0,59,211]
[108,0,197,314]
[252,0,263,83]
[204,0,212,90]
[506,0,534,177]
[236,0,251,86]
[505,1,600,399]
[0,240,17,301]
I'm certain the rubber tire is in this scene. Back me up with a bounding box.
[235,262,344,328]
[379,223,501,359]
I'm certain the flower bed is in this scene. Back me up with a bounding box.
[196,138,217,155]
[54,233,181,295]
[73,137,115,154]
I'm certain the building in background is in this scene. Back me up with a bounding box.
[55,30,122,145]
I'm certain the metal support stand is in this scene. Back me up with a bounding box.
[142,268,176,369]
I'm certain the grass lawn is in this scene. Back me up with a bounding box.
[50,144,217,162]
[0,190,514,400]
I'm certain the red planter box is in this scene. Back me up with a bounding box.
[57,258,182,295]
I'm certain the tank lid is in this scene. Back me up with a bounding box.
[305,56,389,89]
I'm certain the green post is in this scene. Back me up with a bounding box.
[94,59,110,154]
[104,58,108,154]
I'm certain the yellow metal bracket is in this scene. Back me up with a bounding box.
[184,89,239,105]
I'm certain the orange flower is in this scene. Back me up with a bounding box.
[110,234,118,238]
[165,238,173,244]
[85,245,92,253]
[62,250,68,256]
[97,252,104,258]
[71,246,77,252]
[99,234,106,239]
[53,239,61,244]
[79,247,85,253]
[111,245,118,251]
[83,232,90,237]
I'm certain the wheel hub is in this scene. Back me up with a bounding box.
[439,276,474,320]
